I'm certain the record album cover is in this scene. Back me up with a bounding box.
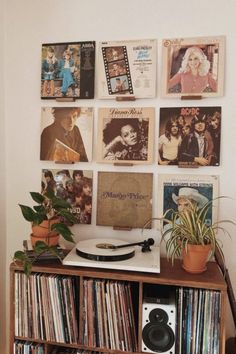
[42,169,93,224]
[97,107,155,164]
[40,107,93,162]
[98,39,156,99]
[158,106,221,167]
[41,41,95,99]
[97,172,153,228]
[157,174,219,226]
[161,36,225,98]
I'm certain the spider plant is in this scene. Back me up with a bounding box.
[162,197,235,265]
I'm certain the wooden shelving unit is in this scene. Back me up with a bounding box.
[9,258,227,354]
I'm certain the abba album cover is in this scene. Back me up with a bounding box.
[41,41,95,99]
[98,39,156,99]
[161,36,225,98]
[40,107,93,162]
[41,169,93,224]
[158,106,221,167]
[97,107,155,164]
[97,172,153,228]
[157,174,219,226]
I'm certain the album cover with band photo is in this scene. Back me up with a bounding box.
[158,106,221,167]
[40,107,93,163]
[41,169,93,224]
[98,39,156,99]
[97,107,155,164]
[161,36,225,98]
[97,172,153,228]
[157,174,219,227]
[41,41,95,99]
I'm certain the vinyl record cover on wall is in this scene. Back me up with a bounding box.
[40,107,93,162]
[157,174,219,227]
[41,41,95,99]
[98,39,156,99]
[158,106,221,167]
[97,172,153,228]
[97,107,155,164]
[161,36,225,98]
[42,169,93,224]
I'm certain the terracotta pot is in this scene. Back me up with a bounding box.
[182,244,212,274]
[31,219,60,246]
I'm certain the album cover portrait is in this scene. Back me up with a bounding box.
[97,107,154,164]
[98,39,156,99]
[161,36,225,98]
[41,41,95,99]
[42,169,93,224]
[158,106,221,167]
[158,174,219,227]
[97,172,153,228]
[40,107,93,162]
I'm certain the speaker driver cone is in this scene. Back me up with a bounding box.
[149,308,169,324]
[142,322,175,352]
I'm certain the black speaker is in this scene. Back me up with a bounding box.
[142,296,176,354]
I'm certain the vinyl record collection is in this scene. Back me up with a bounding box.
[14,272,138,352]
[50,350,102,354]
[82,279,138,352]
[13,341,44,354]
[176,287,221,354]
[13,344,101,354]
[14,272,79,344]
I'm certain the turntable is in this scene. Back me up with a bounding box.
[63,238,160,273]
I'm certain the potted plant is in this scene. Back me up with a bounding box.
[142,196,235,274]
[14,190,77,274]
[161,197,235,273]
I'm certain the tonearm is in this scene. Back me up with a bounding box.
[105,238,155,252]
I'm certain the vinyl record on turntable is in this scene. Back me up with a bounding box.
[76,238,135,262]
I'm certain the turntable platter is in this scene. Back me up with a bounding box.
[76,238,135,262]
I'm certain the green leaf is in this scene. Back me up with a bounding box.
[52,198,71,209]
[19,204,36,222]
[59,209,77,224]
[30,192,45,204]
[34,241,49,253]
[14,250,27,261]
[32,213,46,226]
[45,189,55,200]
[51,223,75,243]
[46,246,64,260]
[24,262,32,276]
[33,205,45,213]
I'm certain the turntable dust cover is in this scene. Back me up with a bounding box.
[97,172,153,228]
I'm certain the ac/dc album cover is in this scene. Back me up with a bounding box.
[41,41,95,99]
[161,36,225,98]
[158,106,221,167]
[97,172,153,228]
[41,169,93,224]
[98,39,156,99]
[40,107,93,162]
[97,107,155,164]
[157,174,219,226]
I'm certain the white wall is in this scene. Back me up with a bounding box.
[4,0,236,350]
[0,0,6,352]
